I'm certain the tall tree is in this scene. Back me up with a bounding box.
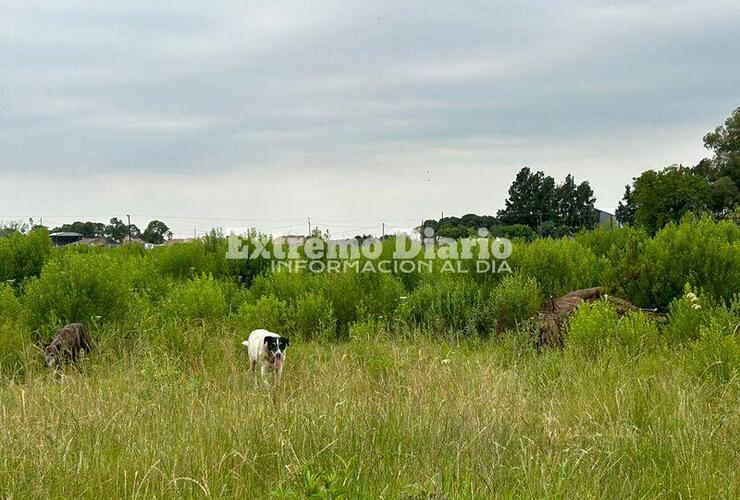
[141,220,172,244]
[626,165,711,234]
[497,167,556,228]
[105,218,129,243]
[615,185,637,225]
[695,107,740,215]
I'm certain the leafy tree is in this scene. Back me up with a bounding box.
[499,168,596,233]
[694,107,740,215]
[498,167,557,228]
[703,107,740,184]
[0,221,28,238]
[624,165,711,234]
[142,220,172,244]
[616,185,637,225]
[105,218,128,243]
[554,174,598,231]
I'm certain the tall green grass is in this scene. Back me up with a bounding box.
[0,336,737,497]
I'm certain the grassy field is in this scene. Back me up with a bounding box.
[1,332,737,498]
[0,217,738,497]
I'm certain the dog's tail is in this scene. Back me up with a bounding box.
[241,340,249,348]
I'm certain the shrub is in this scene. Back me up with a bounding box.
[566,301,660,356]
[663,286,711,344]
[643,215,740,309]
[237,295,292,334]
[248,269,314,303]
[315,272,366,337]
[290,292,336,340]
[163,274,228,322]
[150,242,212,279]
[397,275,481,333]
[484,274,542,332]
[566,301,620,357]
[0,283,22,322]
[0,321,32,379]
[355,272,405,321]
[23,252,135,337]
[509,238,603,298]
[0,228,52,283]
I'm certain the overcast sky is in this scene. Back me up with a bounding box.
[1,1,739,237]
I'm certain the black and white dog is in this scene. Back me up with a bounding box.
[242,329,290,387]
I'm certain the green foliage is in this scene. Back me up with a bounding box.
[624,165,712,234]
[0,228,52,284]
[0,284,22,323]
[237,295,292,334]
[0,321,32,379]
[566,301,659,356]
[686,319,740,381]
[485,274,542,332]
[22,252,135,335]
[150,241,212,279]
[290,292,336,340]
[645,216,740,309]
[398,275,482,333]
[701,106,740,208]
[491,224,536,240]
[664,287,711,344]
[163,274,228,322]
[509,238,602,298]
[141,220,171,244]
[497,167,597,232]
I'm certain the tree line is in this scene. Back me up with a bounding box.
[48,219,173,244]
[616,107,739,233]
[426,107,739,238]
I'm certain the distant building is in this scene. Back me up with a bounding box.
[597,209,619,228]
[49,231,83,246]
[79,237,116,247]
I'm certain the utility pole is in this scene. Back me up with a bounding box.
[382,222,385,239]
[193,228,197,239]
[126,214,131,242]
[307,217,311,235]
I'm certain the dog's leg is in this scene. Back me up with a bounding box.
[250,360,259,388]
[260,363,271,388]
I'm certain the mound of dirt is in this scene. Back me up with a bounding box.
[535,287,660,349]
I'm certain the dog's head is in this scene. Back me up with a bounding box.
[43,344,59,369]
[264,336,290,367]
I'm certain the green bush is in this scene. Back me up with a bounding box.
[509,238,603,298]
[290,292,336,340]
[150,242,213,279]
[663,287,711,344]
[355,272,405,321]
[566,301,660,357]
[642,215,740,309]
[484,274,542,332]
[162,274,228,322]
[398,275,482,333]
[0,228,52,284]
[0,283,22,322]
[0,321,33,379]
[237,294,292,334]
[248,269,314,303]
[23,252,136,337]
